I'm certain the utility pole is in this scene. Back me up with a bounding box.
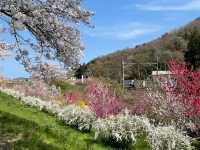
[122,57,125,90]
[157,56,159,75]
[137,63,139,80]
[121,55,162,90]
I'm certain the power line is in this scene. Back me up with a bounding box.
[121,56,165,89]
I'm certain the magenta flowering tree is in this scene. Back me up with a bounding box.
[86,82,124,118]
[162,60,200,136]
[139,59,200,135]
[165,60,200,116]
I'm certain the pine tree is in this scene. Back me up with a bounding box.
[184,29,200,70]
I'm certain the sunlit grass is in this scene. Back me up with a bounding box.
[0,92,113,150]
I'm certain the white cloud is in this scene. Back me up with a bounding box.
[84,22,160,40]
[135,0,200,11]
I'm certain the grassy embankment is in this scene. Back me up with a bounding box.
[0,91,149,150]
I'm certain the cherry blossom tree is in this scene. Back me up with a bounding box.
[0,28,15,58]
[30,63,68,83]
[0,0,93,72]
[0,42,9,58]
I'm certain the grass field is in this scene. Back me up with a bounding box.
[0,91,150,150]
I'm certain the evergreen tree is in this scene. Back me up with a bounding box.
[75,64,88,79]
[184,29,200,70]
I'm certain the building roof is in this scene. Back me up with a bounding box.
[152,71,171,76]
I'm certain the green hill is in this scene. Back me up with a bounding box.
[85,17,200,81]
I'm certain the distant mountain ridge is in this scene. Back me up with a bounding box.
[85,17,200,81]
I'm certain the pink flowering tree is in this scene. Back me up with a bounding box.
[86,82,124,118]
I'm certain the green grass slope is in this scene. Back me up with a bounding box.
[0,91,150,150]
[0,92,112,150]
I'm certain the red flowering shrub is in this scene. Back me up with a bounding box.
[166,60,200,117]
[86,82,124,118]
[63,92,78,104]
[166,60,200,136]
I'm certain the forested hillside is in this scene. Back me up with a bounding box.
[85,17,200,81]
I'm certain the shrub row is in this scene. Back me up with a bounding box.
[0,87,192,150]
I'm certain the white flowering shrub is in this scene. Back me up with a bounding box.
[43,101,61,115]
[48,85,61,98]
[147,126,192,150]
[92,109,192,149]
[58,105,96,131]
[92,110,151,144]
[0,87,25,99]
[21,96,60,114]
[0,87,96,132]
[0,87,60,113]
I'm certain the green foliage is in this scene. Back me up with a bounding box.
[75,64,88,79]
[191,139,200,150]
[51,80,74,93]
[184,28,200,70]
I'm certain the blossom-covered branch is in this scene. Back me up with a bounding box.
[0,41,15,59]
[0,0,93,71]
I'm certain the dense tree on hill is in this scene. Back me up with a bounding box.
[75,63,88,79]
[184,29,200,70]
[0,0,93,74]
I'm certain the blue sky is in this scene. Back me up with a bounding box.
[1,0,200,78]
